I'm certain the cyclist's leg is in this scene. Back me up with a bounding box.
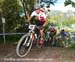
[32,32,35,43]
[53,32,57,46]
[37,21,45,45]
[40,28,44,39]
[39,28,44,44]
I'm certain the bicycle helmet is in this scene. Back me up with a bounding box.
[40,8,45,12]
[34,4,40,10]
[50,22,55,26]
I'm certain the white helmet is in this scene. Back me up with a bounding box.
[34,4,40,9]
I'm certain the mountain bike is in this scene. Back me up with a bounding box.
[45,28,57,47]
[16,24,45,57]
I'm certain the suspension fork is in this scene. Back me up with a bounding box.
[31,33,34,42]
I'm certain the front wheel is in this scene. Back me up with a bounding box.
[16,33,32,57]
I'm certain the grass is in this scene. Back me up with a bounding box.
[0,35,23,44]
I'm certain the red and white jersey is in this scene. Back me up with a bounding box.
[31,9,46,22]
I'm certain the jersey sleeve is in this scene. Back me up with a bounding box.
[31,11,36,17]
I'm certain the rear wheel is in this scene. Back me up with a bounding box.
[16,33,32,57]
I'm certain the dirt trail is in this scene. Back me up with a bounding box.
[0,44,75,62]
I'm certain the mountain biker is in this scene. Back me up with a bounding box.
[49,22,57,36]
[28,6,48,45]
[49,22,57,46]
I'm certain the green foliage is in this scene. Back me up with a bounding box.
[25,0,36,14]
[0,35,22,44]
[48,14,75,31]
[0,0,38,33]
[64,0,75,7]
[63,18,75,26]
[64,0,71,6]
[0,0,25,33]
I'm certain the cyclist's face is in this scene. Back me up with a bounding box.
[36,9,40,14]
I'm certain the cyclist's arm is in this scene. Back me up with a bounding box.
[43,18,48,27]
[28,16,32,23]
[42,13,48,27]
[28,11,36,23]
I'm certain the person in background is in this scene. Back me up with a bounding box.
[49,22,57,46]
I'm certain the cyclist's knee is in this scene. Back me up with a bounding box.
[40,29,44,33]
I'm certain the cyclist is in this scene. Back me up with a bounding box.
[28,6,48,45]
[49,22,57,37]
[49,22,57,46]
